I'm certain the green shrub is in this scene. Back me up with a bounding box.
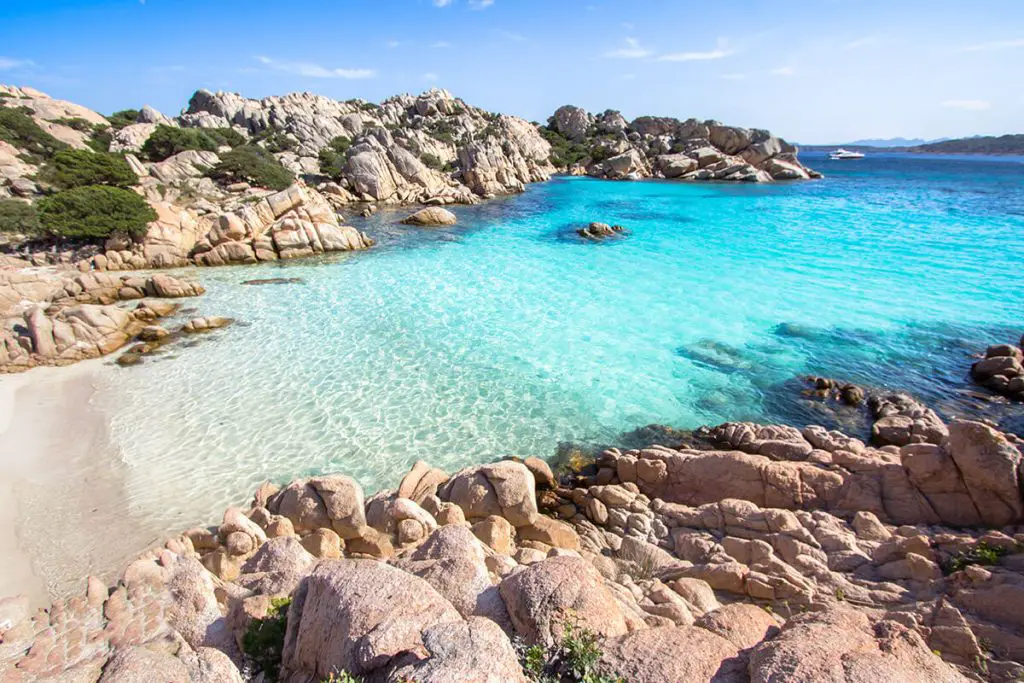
[203,127,246,149]
[538,126,590,169]
[88,124,113,153]
[318,136,352,181]
[38,149,136,189]
[52,117,94,132]
[106,109,140,130]
[0,199,41,235]
[517,617,624,683]
[37,186,156,239]
[947,541,1011,574]
[206,145,294,190]
[0,107,68,162]
[254,129,298,153]
[141,125,217,161]
[243,597,291,682]
[421,152,443,170]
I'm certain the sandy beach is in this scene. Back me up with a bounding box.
[0,361,167,607]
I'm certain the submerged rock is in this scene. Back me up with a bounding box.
[577,222,627,240]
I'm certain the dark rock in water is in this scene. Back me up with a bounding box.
[970,337,1024,401]
[241,277,305,286]
[677,339,752,374]
[617,424,714,451]
[577,222,627,240]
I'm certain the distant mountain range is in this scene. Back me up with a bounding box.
[802,134,1024,155]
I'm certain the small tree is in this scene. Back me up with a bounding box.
[106,109,140,130]
[420,152,443,170]
[37,186,157,240]
[38,149,137,190]
[205,145,294,190]
[141,125,217,161]
[317,136,352,181]
[0,199,41,235]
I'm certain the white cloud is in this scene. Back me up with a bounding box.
[720,73,746,80]
[604,38,653,60]
[770,65,796,76]
[432,0,453,6]
[423,72,439,83]
[658,38,733,62]
[941,99,991,111]
[0,57,33,71]
[431,41,452,49]
[386,40,401,49]
[844,35,877,50]
[254,56,375,79]
[469,0,494,8]
[960,38,1024,52]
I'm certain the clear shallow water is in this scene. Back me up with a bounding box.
[96,154,1024,529]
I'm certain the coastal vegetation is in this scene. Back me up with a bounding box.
[140,124,244,162]
[0,107,68,162]
[105,109,141,130]
[37,149,136,190]
[36,185,157,239]
[205,144,295,191]
[0,199,40,235]
[317,135,352,180]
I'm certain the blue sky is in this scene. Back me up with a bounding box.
[1,0,1022,143]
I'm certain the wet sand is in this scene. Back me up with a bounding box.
[0,361,167,607]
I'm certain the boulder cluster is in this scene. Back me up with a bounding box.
[0,258,205,372]
[4,395,1024,681]
[550,105,820,182]
[972,337,1024,401]
[577,222,627,241]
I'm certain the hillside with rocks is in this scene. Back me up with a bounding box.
[1,84,818,276]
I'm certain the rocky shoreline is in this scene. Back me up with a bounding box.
[1,374,1023,681]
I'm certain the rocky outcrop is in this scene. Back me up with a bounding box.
[548,104,819,183]
[180,87,553,204]
[7,396,1024,682]
[972,338,1024,400]
[577,222,626,240]
[0,263,204,372]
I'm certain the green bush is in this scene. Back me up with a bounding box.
[52,117,93,132]
[106,109,140,130]
[539,126,590,169]
[141,125,216,161]
[420,152,443,170]
[88,124,113,153]
[0,199,41,235]
[243,597,291,681]
[947,541,1012,574]
[254,129,297,153]
[0,107,68,162]
[141,125,246,161]
[38,149,137,189]
[318,136,352,181]
[206,145,294,190]
[517,618,624,683]
[37,186,156,239]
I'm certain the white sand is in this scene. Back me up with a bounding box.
[0,361,167,607]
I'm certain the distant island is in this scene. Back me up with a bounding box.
[802,134,1024,156]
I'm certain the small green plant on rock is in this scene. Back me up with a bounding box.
[106,109,140,130]
[0,107,68,162]
[243,596,292,681]
[205,145,294,191]
[320,672,363,683]
[318,136,352,181]
[517,616,624,683]
[38,149,137,190]
[947,541,1009,574]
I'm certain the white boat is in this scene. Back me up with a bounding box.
[828,148,865,160]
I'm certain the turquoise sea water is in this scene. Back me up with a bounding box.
[96,153,1024,529]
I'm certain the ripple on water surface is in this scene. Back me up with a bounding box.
[96,155,1024,529]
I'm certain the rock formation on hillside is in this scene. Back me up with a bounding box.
[4,389,1024,680]
[547,104,820,182]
